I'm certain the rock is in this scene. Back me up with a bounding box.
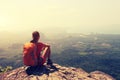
[0,64,115,80]
[90,71,115,80]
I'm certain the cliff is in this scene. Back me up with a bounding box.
[0,64,115,80]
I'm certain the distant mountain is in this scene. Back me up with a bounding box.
[0,31,46,45]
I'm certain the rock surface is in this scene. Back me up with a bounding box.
[0,64,115,80]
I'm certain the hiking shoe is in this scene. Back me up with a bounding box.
[47,59,53,66]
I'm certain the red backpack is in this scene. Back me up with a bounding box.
[23,43,38,66]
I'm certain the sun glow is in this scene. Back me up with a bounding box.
[0,16,10,26]
[0,0,120,33]
[0,15,16,30]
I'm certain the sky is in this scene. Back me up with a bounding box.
[0,0,120,34]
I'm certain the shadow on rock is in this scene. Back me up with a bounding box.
[26,65,58,76]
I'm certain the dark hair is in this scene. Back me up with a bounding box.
[32,31,40,38]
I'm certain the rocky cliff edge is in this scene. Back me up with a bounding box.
[0,64,115,80]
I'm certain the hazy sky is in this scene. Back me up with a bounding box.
[0,0,120,34]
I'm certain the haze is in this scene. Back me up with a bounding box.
[0,0,120,34]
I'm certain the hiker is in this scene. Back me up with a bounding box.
[23,31,53,67]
